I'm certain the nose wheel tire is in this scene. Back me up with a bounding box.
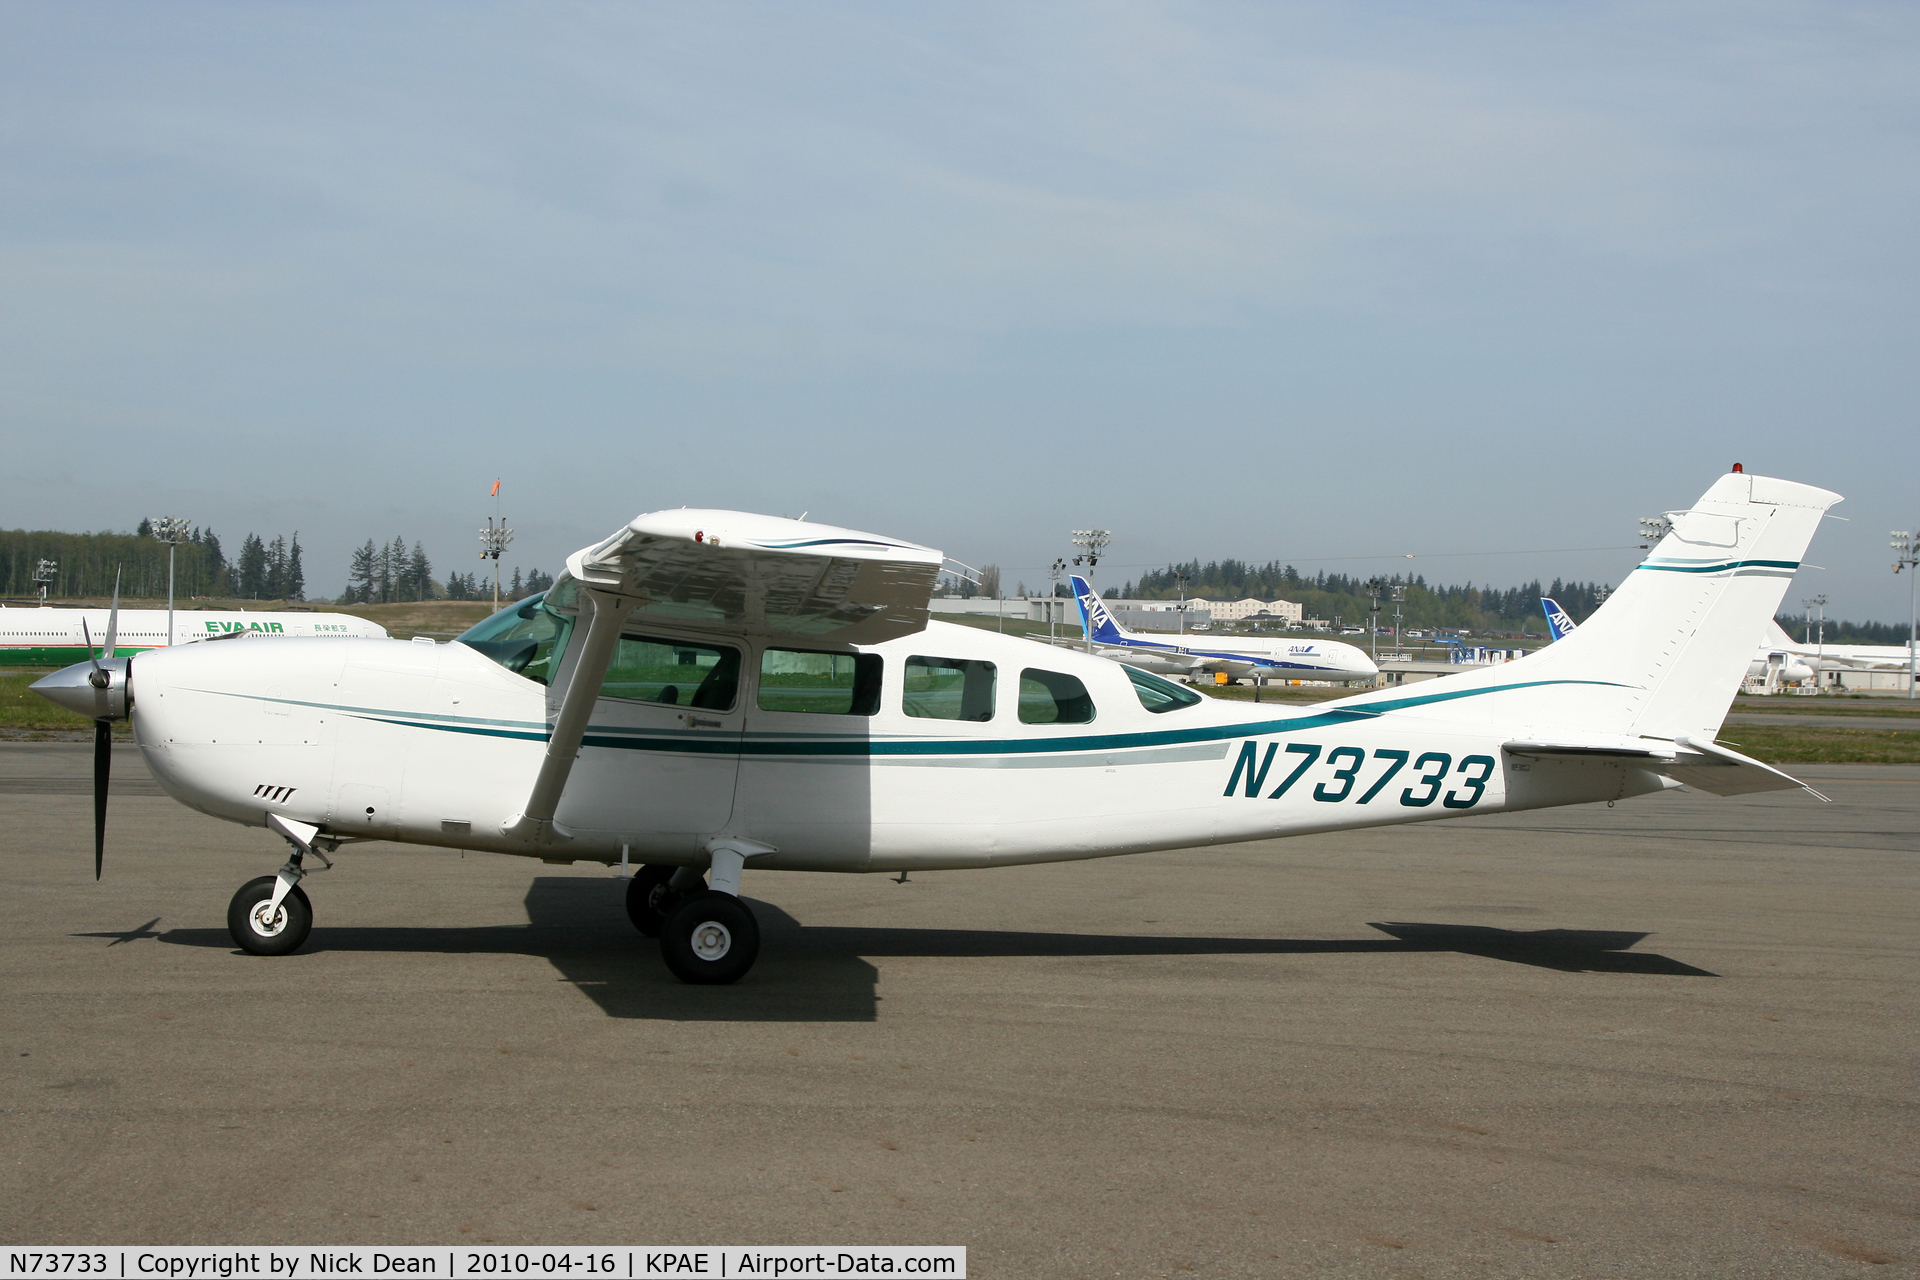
[660,891,760,985]
[625,865,685,938]
[227,875,313,956]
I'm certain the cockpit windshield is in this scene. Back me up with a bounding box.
[455,592,573,685]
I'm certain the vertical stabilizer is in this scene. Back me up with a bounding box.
[1541,597,1578,641]
[1070,575,1131,644]
[1356,471,1842,740]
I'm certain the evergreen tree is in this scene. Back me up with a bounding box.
[509,567,524,598]
[346,539,377,604]
[136,518,152,538]
[286,533,304,601]
[407,542,432,602]
[236,534,268,598]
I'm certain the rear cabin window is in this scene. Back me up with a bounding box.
[600,635,740,710]
[1018,668,1096,724]
[758,648,883,716]
[903,656,996,721]
[1125,664,1201,713]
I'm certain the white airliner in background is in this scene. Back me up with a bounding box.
[0,605,387,666]
[1068,575,1378,684]
[1543,596,1814,684]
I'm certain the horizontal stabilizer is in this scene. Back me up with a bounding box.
[1670,736,1829,801]
[1502,737,1827,801]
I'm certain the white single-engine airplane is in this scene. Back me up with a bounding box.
[34,467,1834,984]
[1067,575,1379,684]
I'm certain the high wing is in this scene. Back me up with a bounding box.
[564,509,943,646]
[504,510,943,844]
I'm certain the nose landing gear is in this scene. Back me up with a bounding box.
[227,813,334,956]
[228,876,312,955]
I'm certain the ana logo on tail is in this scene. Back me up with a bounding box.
[1071,575,1127,643]
[1541,597,1577,641]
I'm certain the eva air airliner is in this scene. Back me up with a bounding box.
[0,605,386,665]
[1069,576,1378,684]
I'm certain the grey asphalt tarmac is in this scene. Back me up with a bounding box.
[1,743,1915,1278]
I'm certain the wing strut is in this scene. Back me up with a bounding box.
[501,588,640,845]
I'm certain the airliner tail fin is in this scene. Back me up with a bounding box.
[1070,575,1130,644]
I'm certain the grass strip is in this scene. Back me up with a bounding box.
[1714,725,1920,765]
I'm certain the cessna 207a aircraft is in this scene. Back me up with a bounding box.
[34,466,1834,985]
[1068,575,1379,684]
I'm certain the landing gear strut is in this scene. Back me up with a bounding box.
[654,838,772,985]
[625,864,705,937]
[227,813,332,956]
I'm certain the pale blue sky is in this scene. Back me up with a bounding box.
[2,3,1914,616]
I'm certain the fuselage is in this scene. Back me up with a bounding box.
[0,606,386,665]
[124,621,1665,874]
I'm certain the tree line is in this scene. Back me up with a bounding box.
[0,525,303,600]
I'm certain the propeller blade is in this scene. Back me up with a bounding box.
[104,569,121,658]
[81,618,101,673]
[93,718,110,880]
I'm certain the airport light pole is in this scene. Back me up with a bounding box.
[1047,558,1066,642]
[1801,593,1828,660]
[148,516,191,646]
[480,518,514,610]
[32,559,56,605]
[1895,531,1918,700]
[1391,584,1407,655]
[1071,529,1111,653]
[1174,569,1190,637]
[1365,578,1384,662]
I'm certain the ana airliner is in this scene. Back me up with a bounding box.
[1067,576,1378,684]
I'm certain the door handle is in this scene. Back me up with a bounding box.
[682,714,723,729]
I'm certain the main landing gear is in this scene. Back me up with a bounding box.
[228,813,332,956]
[631,839,772,985]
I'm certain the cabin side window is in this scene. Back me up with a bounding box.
[1018,668,1096,724]
[903,655,996,721]
[758,648,883,716]
[600,636,741,710]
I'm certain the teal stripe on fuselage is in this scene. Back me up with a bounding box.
[217,677,1629,758]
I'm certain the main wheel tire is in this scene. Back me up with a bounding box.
[227,875,313,956]
[625,865,682,938]
[660,891,760,985]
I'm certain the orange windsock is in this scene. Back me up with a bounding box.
[490,479,501,497]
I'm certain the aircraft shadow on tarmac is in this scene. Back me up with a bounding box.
[128,876,1716,1022]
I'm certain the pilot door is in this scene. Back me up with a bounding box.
[551,630,745,856]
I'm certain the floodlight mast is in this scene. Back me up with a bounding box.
[1365,578,1384,662]
[1801,594,1828,676]
[1174,569,1189,637]
[32,559,56,605]
[1070,529,1111,653]
[148,517,191,646]
[480,518,514,610]
[1046,557,1066,643]
[1895,531,1918,700]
